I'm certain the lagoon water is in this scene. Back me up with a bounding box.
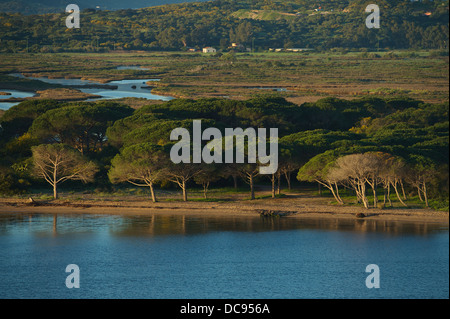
[82,79,173,101]
[0,90,36,110]
[0,74,173,110]
[0,213,448,299]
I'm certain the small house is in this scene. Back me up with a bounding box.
[202,47,217,53]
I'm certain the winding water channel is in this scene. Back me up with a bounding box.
[0,72,173,110]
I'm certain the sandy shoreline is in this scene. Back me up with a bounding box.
[0,196,448,225]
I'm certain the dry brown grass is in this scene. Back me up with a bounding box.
[34,88,101,101]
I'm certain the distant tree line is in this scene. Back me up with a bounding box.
[0,95,448,209]
[0,0,448,53]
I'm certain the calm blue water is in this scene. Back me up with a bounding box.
[1,73,173,110]
[0,213,448,299]
[82,79,172,101]
[0,90,36,110]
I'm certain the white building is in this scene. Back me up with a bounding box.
[202,47,217,53]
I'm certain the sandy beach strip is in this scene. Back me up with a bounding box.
[0,197,448,224]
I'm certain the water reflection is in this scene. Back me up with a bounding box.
[0,212,448,299]
[0,213,447,237]
[110,214,448,237]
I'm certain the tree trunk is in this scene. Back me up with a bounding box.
[334,182,344,205]
[318,183,322,196]
[372,185,378,208]
[329,184,343,205]
[203,182,209,200]
[387,183,392,207]
[182,180,187,202]
[366,176,378,208]
[232,174,238,189]
[318,180,343,205]
[392,180,407,207]
[249,175,255,200]
[423,182,429,207]
[417,186,423,202]
[271,174,276,198]
[400,180,407,200]
[53,166,58,199]
[149,183,157,203]
[363,198,370,209]
[360,182,370,209]
[355,188,361,204]
[277,171,281,195]
[284,171,292,191]
[53,183,58,199]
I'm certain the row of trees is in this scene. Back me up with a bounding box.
[0,0,448,52]
[298,152,437,209]
[29,141,439,208]
[0,96,448,208]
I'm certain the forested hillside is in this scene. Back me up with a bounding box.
[0,0,448,52]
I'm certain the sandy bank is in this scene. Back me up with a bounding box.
[0,197,448,224]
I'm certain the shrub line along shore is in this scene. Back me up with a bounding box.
[0,197,447,224]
